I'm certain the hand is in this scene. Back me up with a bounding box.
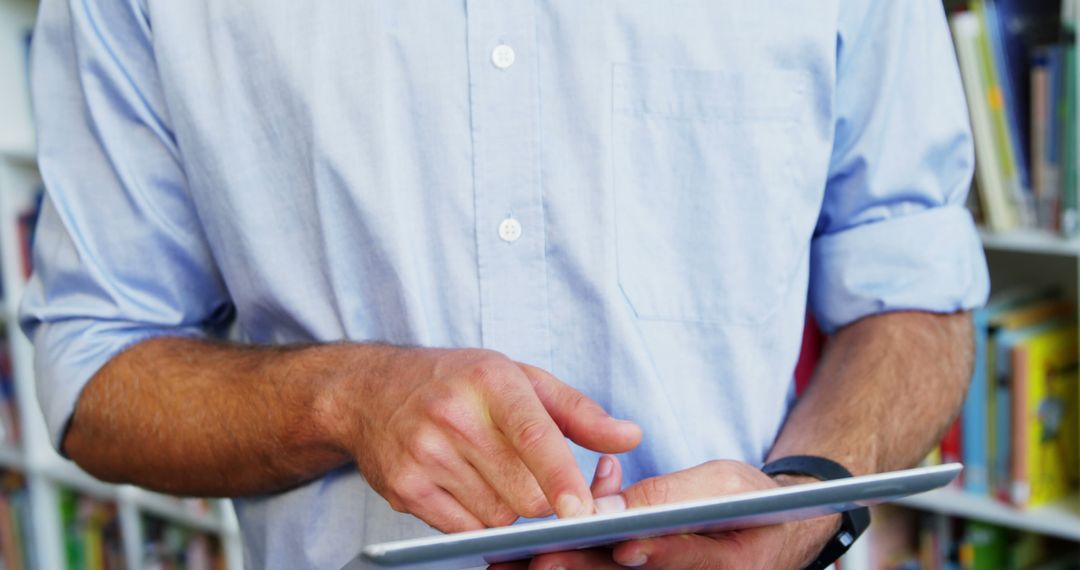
[492,458,840,570]
[323,348,642,533]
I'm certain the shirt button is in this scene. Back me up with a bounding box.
[491,44,516,70]
[498,218,522,242]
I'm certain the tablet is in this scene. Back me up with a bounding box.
[346,463,961,570]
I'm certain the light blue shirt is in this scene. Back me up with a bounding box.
[23,0,989,568]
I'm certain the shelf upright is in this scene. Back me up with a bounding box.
[0,154,63,570]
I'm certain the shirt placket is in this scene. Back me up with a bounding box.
[467,0,552,369]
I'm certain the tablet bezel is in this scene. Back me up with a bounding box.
[351,463,961,569]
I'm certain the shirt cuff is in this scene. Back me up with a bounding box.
[31,319,204,451]
[809,206,989,334]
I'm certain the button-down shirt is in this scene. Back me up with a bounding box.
[23,0,989,568]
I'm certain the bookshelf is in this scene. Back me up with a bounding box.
[978,227,1080,256]
[850,226,1080,567]
[898,489,1080,542]
[857,1,1080,566]
[0,0,245,567]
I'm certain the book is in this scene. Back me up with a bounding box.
[940,419,964,481]
[985,0,1062,190]
[143,515,225,570]
[960,521,1009,570]
[965,287,1063,494]
[16,189,43,281]
[0,471,30,570]
[991,312,1072,501]
[0,323,19,446]
[983,0,1035,198]
[59,490,123,570]
[974,0,1031,225]
[1010,322,1078,508]
[0,494,21,570]
[1060,39,1079,235]
[1031,47,1060,228]
[952,11,1020,231]
[985,295,1072,498]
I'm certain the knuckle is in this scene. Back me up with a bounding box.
[565,390,591,415]
[513,418,552,455]
[428,510,468,534]
[390,471,433,510]
[638,477,671,506]
[518,492,552,519]
[425,396,467,428]
[410,432,449,468]
[384,481,412,513]
[465,356,517,390]
[488,505,519,528]
[427,401,485,445]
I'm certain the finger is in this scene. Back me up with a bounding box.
[612,534,724,569]
[487,372,594,518]
[518,364,643,454]
[433,453,519,528]
[528,548,624,570]
[457,431,551,519]
[408,427,522,526]
[405,483,487,534]
[590,454,623,499]
[618,460,776,511]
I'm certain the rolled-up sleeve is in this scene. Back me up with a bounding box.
[810,0,990,333]
[19,0,230,448]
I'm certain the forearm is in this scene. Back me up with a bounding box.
[768,311,974,475]
[64,336,391,496]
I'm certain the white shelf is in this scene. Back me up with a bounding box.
[0,442,23,469]
[897,489,1080,542]
[125,488,227,535]
[979,227,1080,256]
[0,143,35,165]
[40,458,229,534]
[40,458,120,501]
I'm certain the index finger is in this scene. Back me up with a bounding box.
[487,381,593,519]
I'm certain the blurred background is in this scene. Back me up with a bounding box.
[0,0,246,568]
[2,0,1080,568]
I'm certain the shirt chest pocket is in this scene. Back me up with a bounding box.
[612,64,810,325]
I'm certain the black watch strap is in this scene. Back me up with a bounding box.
[760,455,871,570]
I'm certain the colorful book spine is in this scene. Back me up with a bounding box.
[963,308,992,494]
[1061,42,1079,235]
[1012,323,1078,508]
[983,0,1033,196]
[974,0,1030,225]
[951,11,1018,231]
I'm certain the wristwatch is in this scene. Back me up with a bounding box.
[760,455,871,570]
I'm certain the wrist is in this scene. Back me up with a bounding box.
[763,455,870,569]
[769,473,843,567]
[310,343,408,456]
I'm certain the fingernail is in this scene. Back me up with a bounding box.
[556,494,586,518]
[620,552,647,567]
[595,494,626,514]
[551,566,567,570]
[596,455,614,478]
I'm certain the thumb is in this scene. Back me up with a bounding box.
[597,461,776,514]
[518,364,643,454]
[596,470,704,513]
